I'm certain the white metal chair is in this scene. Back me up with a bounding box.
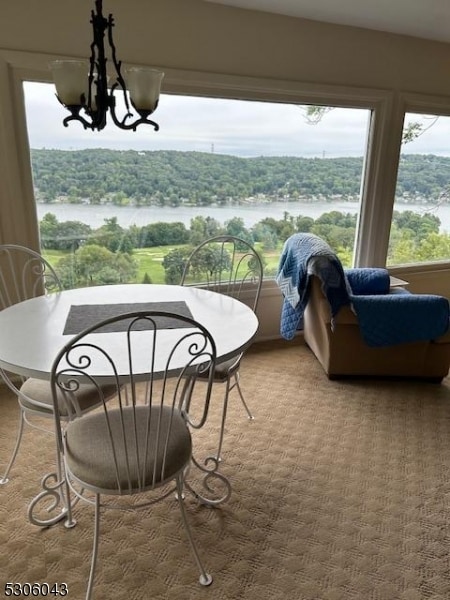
[181,235,263,460]
[51,310,218,599]
[0,244,115,489]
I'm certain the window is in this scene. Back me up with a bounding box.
[388,112,450,266]
[24,81,372,288]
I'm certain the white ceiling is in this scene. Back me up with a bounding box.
[204,0,450,43]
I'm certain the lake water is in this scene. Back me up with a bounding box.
[36,200,450,233]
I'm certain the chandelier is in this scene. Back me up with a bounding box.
[50,0,164,132]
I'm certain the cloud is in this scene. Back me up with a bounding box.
[24,82,450,157]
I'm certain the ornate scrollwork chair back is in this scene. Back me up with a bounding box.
[51,310,217,599]
[0,244,117,487]
[181,235,263,309]
[0,244,61,311]
[0,244,63,484]
[180,235,263,460]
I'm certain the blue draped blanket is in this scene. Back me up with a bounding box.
[276,233,351,339]
[276,233,450,345]
[345,268,390,295]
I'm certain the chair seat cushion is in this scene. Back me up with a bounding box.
[64,405,192,493]
[197,355,240,382]
[19,378,116,417]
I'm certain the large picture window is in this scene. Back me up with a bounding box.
[24,81,373,288]
[388,112,450,266]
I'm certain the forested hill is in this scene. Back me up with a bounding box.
[30,149,450,206]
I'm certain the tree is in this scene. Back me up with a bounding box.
[302,105,438,145]
[56,220,92,250]
[39,213,92,250]
[189,216,222,246]
[140,222,189,247]
[162,247,192,284]
[392,210,440,241]
[39,213,60,249]
[91,217,135,253]
[416,232,450,262]
[56,244,138,288]
[162,244,232,285]
[188,246,231,281]
[294,216,315,233]
[225,217,247,238]
[303,105,334,124]
[251,223,278,251]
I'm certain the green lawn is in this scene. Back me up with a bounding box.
[42,249,66,266]
[43,245,182,285]
[133,246,177,284]
[43,242,281,285]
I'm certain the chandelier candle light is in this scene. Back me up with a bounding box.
[51,0,164,132]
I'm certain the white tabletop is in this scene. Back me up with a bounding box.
[0,284,259,381]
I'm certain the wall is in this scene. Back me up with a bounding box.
[2,0,450,95]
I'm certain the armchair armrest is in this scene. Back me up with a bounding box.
[351,293,449,347]
[311,276,450,347]
[315,294,358,326]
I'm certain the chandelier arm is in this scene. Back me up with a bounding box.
[62,113,95,130]
[108,81,160,131]
[54,96,95,130]
[112,113,160,132]
[109,82,134,128]
[108,93,159,131]
[107,15,132,114]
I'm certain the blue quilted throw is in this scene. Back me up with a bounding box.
[276,233,351,339]
[344,268,390,295]
[351,293,450,347]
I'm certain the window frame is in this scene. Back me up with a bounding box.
[2,49,450,275]
[386,93,450,272]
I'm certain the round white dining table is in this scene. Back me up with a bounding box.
[0,284,259,381]
[0,283,259,525]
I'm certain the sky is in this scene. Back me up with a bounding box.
[23,81,450,158]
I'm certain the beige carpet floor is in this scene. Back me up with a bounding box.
[2,340,450,600]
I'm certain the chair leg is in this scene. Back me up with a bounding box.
[86,494,101,600]
[233,372,254,420]
[59,450,76,529]
[216,378,232,462]
[216,372,254,462]
[176,475,212,586]
[0,406,25,484]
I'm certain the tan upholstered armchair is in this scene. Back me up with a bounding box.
[276,233,450,382]
[304,276,450,381]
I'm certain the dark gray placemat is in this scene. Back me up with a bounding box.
[63,301,194,335]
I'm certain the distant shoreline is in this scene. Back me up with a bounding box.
[36,200,450,233]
